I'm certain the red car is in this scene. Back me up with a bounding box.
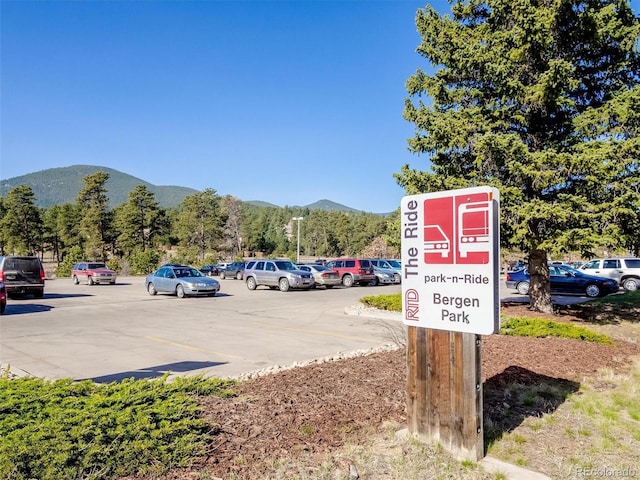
[0,281,6,314]
[324,258,376,287]
[71,262,117,285]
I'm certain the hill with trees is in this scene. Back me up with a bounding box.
[0,165,198,209]
[0,166,375,213]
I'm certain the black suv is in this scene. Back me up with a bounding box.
[0,255,46,298]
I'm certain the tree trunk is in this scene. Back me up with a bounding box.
[528,249,552,313]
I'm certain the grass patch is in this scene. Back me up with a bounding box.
[0,374,235,480]
[499,317,613,344]
[587,290,640,308]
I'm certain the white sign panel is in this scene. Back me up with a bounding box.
[401,186,500,335]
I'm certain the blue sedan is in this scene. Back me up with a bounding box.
[505,264,619,298]
[146,265,221,298]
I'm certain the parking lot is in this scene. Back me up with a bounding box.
[1,274,595,382]
[0,277,403,382]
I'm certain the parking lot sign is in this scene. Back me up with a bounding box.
[401,186,500,335]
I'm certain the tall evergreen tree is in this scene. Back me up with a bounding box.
[114,185,165,256]
[175,189,224,260]
[397,0,640,312]
[77,172,111,261]
[0,185,43,255]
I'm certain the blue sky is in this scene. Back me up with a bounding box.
[2,1,638,213]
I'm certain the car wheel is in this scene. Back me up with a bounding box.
[34,289,44,299]
[176,284,186,298]
[279,278,290,292]
[393,273,401,283]
[236,271,243,280]
[72,275,79,285]
[370,277,379,286]
[88,276,94,286]
[221,271,227,279]
[516,281,530,295]
[246,277,257,290]
[622,278,639,292]
[585,284,601,298]
[342,275,354,288]
[147,283,157,295]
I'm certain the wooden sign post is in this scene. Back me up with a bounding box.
[401,187,500,461]
[406,327,483,460]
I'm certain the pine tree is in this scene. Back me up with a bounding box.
[397,0,640,312]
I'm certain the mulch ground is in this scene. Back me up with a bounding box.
[124,302,640,480]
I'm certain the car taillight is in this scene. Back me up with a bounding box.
[506,273,511,281]
[0,271,3,282]
[40,268,46,281]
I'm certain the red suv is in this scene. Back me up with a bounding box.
[72,262,117,285]
[325,258,375,287]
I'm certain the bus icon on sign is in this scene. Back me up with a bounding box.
[458,201,490,258]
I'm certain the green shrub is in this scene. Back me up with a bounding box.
[0,375,235,480]
[500,317,612,344]
[55,245,84,277]
[360,293,402,312]
[130,249,161,275]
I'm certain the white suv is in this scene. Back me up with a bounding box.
[579,258,640,291]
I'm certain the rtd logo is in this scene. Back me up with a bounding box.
[404,289,419,321]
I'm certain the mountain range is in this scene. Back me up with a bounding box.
[0,165,364,213]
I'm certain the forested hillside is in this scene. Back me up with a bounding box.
[0,165,198,208]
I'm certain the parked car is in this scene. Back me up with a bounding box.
[71,262,117,285]
[578,258,640,292]
[325,258,375,287]
[371,266,397,286]
[370,259,402,283]
[220,261,246,280]
[0,255,45,299]
[0,282,6,314]
[146,265,220,298]
[297,264,342,289]
[505,264,619,298]
[199,265,220,276]
[244,259,314,292]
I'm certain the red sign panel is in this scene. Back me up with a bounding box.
[424,190,491,265]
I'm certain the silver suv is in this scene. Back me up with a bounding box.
[579,258,640,291]
[244,259,315,292]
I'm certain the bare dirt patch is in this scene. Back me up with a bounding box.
[124,302,640,479]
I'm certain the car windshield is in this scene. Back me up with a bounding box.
[88,263,107,269]
[556,265,582,275]
[174,268,203,278]
[314,265,330,272]
[275,261,297,270]
[387,260,401,268]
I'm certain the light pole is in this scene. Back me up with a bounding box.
[292,217,304,263]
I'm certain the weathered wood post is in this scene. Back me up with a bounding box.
[406,327,483,460]
[401,187,500,461]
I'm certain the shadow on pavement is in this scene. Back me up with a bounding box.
[84,360,229,383]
